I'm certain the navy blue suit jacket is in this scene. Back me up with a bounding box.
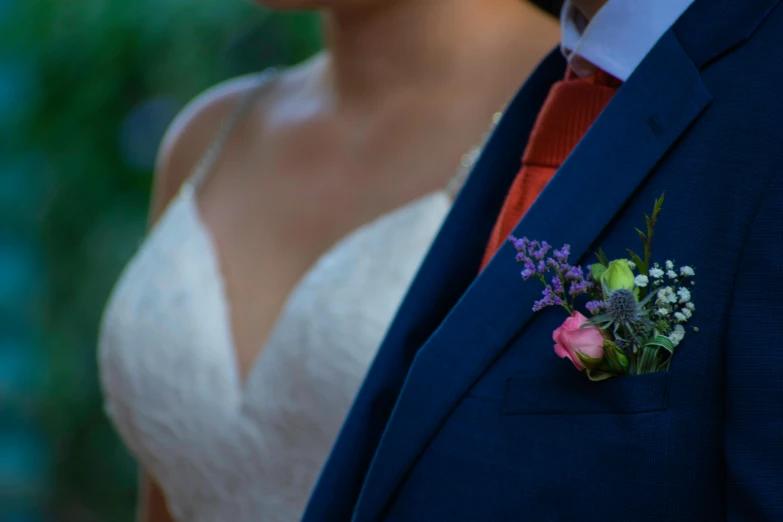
[304,0,783,520]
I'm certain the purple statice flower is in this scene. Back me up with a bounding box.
[520,267,536,279]
[551,275,564,294]
[533,286,562,312]
[512,237,592,312]
[532,241,552,261]
[519,258,537,280]
[569,279,592,296]
[512,236,551,279]
[585,300,605,315]
[564,265,585,282]
[553,244,571,264]
[515,252,527,263]
[510,236,529,252]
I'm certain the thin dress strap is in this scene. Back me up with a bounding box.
[187,68,277,189]
[444,110,504,200]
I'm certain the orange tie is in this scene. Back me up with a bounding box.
[480,68,622,270]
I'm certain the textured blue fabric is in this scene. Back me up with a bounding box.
[303,0,783,520]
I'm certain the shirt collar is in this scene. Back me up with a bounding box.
[560,0,696,81]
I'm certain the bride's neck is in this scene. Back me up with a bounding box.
[321,0,549,109]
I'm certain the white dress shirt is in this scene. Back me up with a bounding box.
[561,0,696,81]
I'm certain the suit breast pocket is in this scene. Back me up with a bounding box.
[502,371,670,415]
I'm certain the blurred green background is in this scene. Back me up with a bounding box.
[0,0,564,519]
[0,1,321,520]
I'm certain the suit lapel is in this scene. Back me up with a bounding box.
[675,0,782,67]
[353,30,713,521]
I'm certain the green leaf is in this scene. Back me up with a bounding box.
[642,194,665,274]
[592,321,615,332]
[646,335,675,356]
[637,346,659,374]
[627,249,647,276]
[640,335,675,373]
[587,313,613,325]
[590,263,607,283]
[576,351,604,370]
[653,193,665,217]
[648,339,675,369]
[596,248,610,266]
[585,368,617,381]
[635,228,647,243]
[638,288,659,307]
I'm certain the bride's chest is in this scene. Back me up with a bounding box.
[262,193,451,373]
[104,189,451,400]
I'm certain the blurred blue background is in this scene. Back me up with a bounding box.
[0,2,321,520]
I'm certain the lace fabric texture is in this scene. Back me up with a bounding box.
[99,180,452,521]
[98,71,494,522]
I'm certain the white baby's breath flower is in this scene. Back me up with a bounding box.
[634,275,649,287]
[679,266,695,277]
[677,287,691,303]
[657,287,676,305]
[649,267,665,279]
[665,260,674,270]
[668,324,686,347]
[686,302,695,311]
[674,312,687,322]
[657,308,670,316]
[681,307,693,319]
[667,270,678,279]
[627,260,636,270]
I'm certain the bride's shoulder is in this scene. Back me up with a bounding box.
[149,72,271,215]
[149,54,325,219]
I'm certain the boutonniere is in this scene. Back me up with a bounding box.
[511,194,695,381]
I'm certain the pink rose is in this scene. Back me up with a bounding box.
[553,311,605,371]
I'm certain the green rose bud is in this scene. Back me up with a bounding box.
[603,340,629,374]
[600,259,636,295]
[575,351,604,371]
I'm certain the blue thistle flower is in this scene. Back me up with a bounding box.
[606,289,639,324]
[589,286,658,345]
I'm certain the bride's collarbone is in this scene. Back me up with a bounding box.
[199,142,442,244]
[188,112,463,380]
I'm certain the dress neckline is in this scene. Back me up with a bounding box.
[175,69,503,391]
[176,182,452,393]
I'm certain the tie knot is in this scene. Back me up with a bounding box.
[523,68,620,168]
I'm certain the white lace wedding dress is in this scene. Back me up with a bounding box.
[98,72,493,522]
